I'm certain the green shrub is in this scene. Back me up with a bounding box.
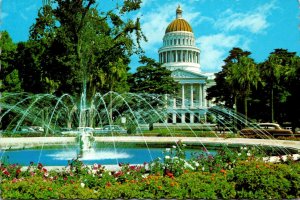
[231,161,300,199]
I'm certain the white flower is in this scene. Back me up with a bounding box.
[184,162,194,170]
[247,152,251,156]
[92,169,97,174]
[165,156,171,159]
[202,166,205,171]
[238,153,241,156]
[172,145,176,149]
[193,161,200,167]
[165,148,171,152]
[173,156,178,160]
[182,144,186,147]
[81,183,85,188]
[44,173,49,177]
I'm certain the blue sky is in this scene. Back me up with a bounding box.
[1,0,299,73]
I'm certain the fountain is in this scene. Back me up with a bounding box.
[1,89,299,167]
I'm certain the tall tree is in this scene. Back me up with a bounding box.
[284,55,300,132]
[129,56,180,95]
[260,49,296,122]
[226,56,260,121]
[0,31,22,93]
[207,47,251,111]
[22,0,146,99]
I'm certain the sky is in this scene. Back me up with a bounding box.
[1,0,300,73]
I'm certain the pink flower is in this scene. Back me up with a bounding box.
[42,168,47,173]
[113,171,123,177]
[130,165,136,170]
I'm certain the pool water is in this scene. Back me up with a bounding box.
[0,146,211,166]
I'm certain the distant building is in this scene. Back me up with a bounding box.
[158,5,215,123]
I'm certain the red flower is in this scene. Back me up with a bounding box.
[16,168,21,175]
[3,169,10,177]
[106,182,112,187]
[130,165,136,170]
[38,163,43,169]
[166,172,174,179]
[114,171,123,177]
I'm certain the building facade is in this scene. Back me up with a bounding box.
[158,5,214,124]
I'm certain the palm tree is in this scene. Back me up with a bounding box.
[260,49,295,122]
[226,56,261,122]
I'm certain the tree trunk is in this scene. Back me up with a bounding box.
[271,88,274,122]
[244,96,248,125]
[234,95,238,132]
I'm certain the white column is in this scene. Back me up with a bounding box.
[175,50,178,62]
[190,84,194,108]
[173,97,176,108]
[203,85,207,107]
[172,113,176,123]
[181,84,185,108]
[181,113,185,123]
[181,50,183,62]
[190,113,194,123]
[186,50,188,62]
[199,84,203,107]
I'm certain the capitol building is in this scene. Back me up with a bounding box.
[158,5,215,124]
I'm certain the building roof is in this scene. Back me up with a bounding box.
[165,5,193,33]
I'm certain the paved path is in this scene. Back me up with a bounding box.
[1,136,299,152]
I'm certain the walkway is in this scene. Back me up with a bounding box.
[1,136,299,152]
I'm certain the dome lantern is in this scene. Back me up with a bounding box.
[165,6,193,33]
[176,5,182,19]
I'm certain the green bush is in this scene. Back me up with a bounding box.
[231,161,300,199]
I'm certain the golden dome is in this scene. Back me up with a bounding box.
[165,5,193,33]
[165,19,193,33]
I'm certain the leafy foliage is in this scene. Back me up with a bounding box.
[129,56,180,95]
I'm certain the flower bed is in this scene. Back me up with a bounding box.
[1,142,299,199]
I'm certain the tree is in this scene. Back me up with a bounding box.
[129,56,180,95]
[22,0,146,99]
[207,48,251,110]
[260,49,296,122]
[0,31,22,93]
[226,55,260,122]
[284,55,300,132]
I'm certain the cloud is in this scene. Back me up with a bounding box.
[215,1,277,34]
[197,33,250,72]
[138,2,201,54]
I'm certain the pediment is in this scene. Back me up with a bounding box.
[171,69,207,79]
